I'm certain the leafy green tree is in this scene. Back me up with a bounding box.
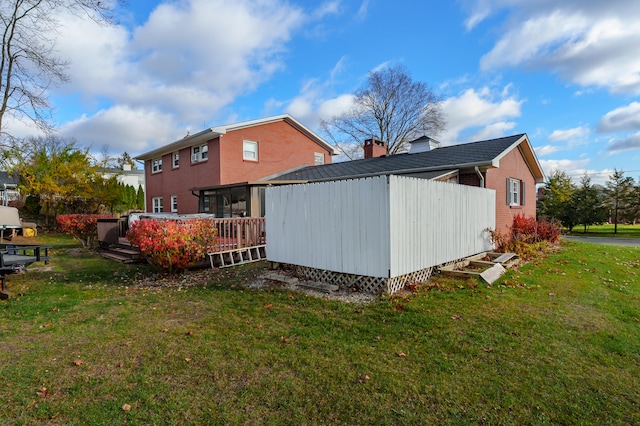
[6,136,103,224]
[537,171,577,230]
[572,174,607,232]
[604,169,635,234]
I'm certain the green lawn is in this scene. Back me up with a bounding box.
[1,234,639,425]
[568,223,640,237]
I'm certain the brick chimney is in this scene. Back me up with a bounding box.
[363,138,387,159]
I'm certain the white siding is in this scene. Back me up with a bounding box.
[266,176,391,277]
[266,175,495,279]
[388,175,495,277]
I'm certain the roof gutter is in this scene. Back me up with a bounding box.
[474,166,485,188]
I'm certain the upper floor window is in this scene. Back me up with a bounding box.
[314,152,325,165]
[507,178,525,206]
[152,196,163,213]
[172,152,179,168]
[191,144,208,163]
[151,158,162,173]
[243,140,258,161]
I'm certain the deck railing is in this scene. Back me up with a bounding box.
[98,216,266,253]
[212,217,266,251]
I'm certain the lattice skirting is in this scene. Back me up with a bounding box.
[294,266,434,294]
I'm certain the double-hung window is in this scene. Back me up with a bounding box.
[314,152,325,165]
[170,195,178,212]
[172,152,179,168]
[191,144,208,163]
[152,196,163,213]
[506,178,525,206]
[243,140,258,161]
[151,158,162,173]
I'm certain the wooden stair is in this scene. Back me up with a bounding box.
[100,244,144,263]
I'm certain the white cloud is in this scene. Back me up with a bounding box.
[605,132,640,154]
[58,106,178,155]
[548,126,590,142]
[469,0,640,94]
[49,0,311,154]
[598,102,640,132]
[439,87,523,143]
[539,158,591,179]
[535,145,561,157]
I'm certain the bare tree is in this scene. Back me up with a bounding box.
[0,0,120,139]
[321,65,445,158]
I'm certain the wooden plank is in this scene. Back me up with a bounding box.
[494,252,517,264]
[480,264,506,284]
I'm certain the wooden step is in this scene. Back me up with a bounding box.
[100,251,143,264]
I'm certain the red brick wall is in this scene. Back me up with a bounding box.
[144,120,333,214]
[219,120,332,184]
[485,147,537,233]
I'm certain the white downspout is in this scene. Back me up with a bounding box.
[475,166,485,188]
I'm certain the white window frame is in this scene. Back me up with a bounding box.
[314,152,325,165]
[191,144,208,163]
[170,195,178,212]
[507,178,525,206]
[151,158,162,173]
[172,152,179,168]
[243,140,258,161]
[152,196,163,213]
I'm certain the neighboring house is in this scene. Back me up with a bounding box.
[269,134,544,232]
[136,114,337,216]
[102,163,146,188]
[0,171,20,207]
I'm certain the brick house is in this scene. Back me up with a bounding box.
[136,115,337,216]
[269,134,544,232]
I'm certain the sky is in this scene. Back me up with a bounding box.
[7,0,640,185]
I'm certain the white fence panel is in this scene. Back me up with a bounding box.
[389,175,495,277]
[266,176,391,277]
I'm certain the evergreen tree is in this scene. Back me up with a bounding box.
[136,185,145,211]
[572,174,607,232]
[604,169,635,234]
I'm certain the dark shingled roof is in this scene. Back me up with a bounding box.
[271,134,527,182]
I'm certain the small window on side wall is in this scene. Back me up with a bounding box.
[506,178,526,206]
[191,144,208,163]
[243,140,258,161]
[314,152,325,165]
[151,158,162,173]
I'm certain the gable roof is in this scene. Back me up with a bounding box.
[269,134,545,183]
[136,114,337,161]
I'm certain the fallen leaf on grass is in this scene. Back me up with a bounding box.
[264,304,273,309]
[451,314,461,320]
[483,347,493,353]
[359,374,370,384]
[186,330,194,336]
[548,293,556,297]
[184,358,191,362]
[36,386,48,398]
[72,360,83,366]
[634,318,639,322]
[281,336,290,344]
[397,352,406,357]
[161,328,169,333]
[122,403,131,412]
[256,324,263,329]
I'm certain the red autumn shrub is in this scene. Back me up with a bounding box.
[57,214,113,247]
[126,218,218,273]
[487,215,560,257]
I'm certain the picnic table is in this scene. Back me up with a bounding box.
[0,244,51,299]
